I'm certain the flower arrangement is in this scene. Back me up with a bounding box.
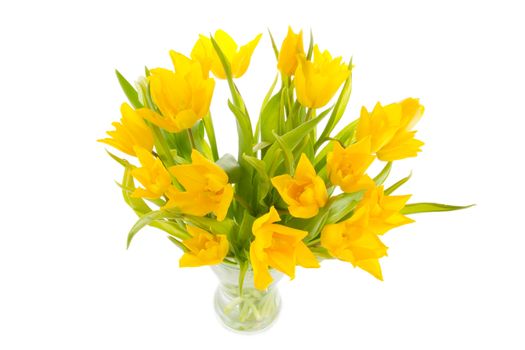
[99,27,470,332]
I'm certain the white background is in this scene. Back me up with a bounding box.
[1,0,524,349]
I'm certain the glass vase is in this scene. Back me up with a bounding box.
[211,263,283,333]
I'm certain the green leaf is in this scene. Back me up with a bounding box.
[309,246,333,260]
[335,119,359,146]
[242,155,271,205]
[385,172,412,195]
[210,35,248,111]
[127,210,170,248]
[259,91,282,145]
[252,141,271,153]
[150,221,191,241]
[169,149,189,165]
[401,203,475,215]
[228,100,254,158]
[238,260,249,295]
[167,236,188,252]
[203,113,219,161]
[288,192,363,243]
[326,192,364,224]
[294,108,332,161]
[115,70,142,109]
[106,150,130,167]
[272,131,294,175]
[127,210,191,248]
[149,124,178,167]
[264,112,328,172]
[316,62,353,149]
[287,209,330,243]
[216,154,241,183]
[255,75,279,142]
[374,162,392,186]
[306,29,314,60]
[267,29,279,60]
[162,128,191,162]
[189,121,213,160]
[235,210,255,258]
[122,165,150,216]
[185,215,236,236]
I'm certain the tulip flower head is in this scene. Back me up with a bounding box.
[137,58,215,133]
[358,185,414,235]
[321,207,388,280]
[327,138,375,193]
[98,103,154,157]
[191,30,262,79]
[295,45,350,108]
[165,149,233,221]
[271,153,328,218]
[179,226,229,267]
[250,207,319,290]
[356,98,424,161]
[277,27,304,76]
[131,147,173,199]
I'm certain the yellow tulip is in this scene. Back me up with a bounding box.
[98,103,154,157]
[131,147,172,199]
[326,138,375,193]
[137,57,215,133]
[321,207,388,280]
[164,149,233,221]
[271,153,328,218]
[358,185,414,235]
[191,30,262,79]
[356,98,424,161]
[295,45,350,108]
[170,50,209,78]
[179,225,229,267]
[277,27,304,76]
[250,207,319,290]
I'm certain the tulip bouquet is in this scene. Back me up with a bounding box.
[100,27,470,332]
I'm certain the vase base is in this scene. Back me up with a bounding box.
[213,287,282,333]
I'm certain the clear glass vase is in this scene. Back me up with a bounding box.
[211,263,283,333]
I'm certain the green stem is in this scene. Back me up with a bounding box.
[151,125,175,167]
[306,108,314,121]
[187,128,196,150]
[234,193,254,214]
[307,108,316,142]
[307,238,321,246]
[203,113,219,161]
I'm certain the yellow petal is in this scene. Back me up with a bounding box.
[169,164,207,192]
[289,204,319,218]
[215,184,233,221]
[231,33,262,78]
[277,27,304,76]
[179,253,205,267]
[214,29,238,59]
[295,153,316,180]
[356,259,384,281]
[250,243,273,290]
[400,98,424,130]
[266,249,296,279]
[377,130,424,161]
[253,206,281,234]
[295,242,320,268]
[169,50,193,74]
